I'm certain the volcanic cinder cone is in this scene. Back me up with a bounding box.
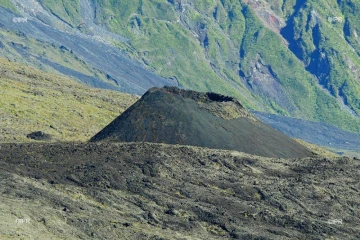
[90,87,314,158]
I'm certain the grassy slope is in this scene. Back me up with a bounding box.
[98,0,257,108]
[37,0,82,27]
[294,139,339,158]
[0,0,17,13]
[0,29,113,85]
[93,0,261,108]
[0,57,138,142]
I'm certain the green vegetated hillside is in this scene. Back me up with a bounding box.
[0,0,17,13]
[37,0,82,28]
[94,0,360,132]
[0,29,115,88]
[0,57,138,142]
[1,0,360,132]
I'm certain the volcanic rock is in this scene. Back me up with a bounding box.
[26,131,52,141]
[1,142,358,239]
[91,87,313,158]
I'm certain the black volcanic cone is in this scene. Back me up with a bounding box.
[91,87,313,158]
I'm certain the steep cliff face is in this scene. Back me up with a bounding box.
[0,0,360,132]
[280,0,360,118]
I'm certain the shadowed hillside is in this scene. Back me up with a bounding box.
[91,87,314,158]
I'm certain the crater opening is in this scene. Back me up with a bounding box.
[207,92,234,102]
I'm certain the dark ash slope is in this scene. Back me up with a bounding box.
[254,111,360,152]
[91,87,313,158]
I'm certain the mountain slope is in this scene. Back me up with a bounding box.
[0,5,178,95]
[88,0,360,132]
[280,0,360,118]
[0,57,138,142]
[0,1,360,132]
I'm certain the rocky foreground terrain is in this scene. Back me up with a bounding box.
[1,142,359,239]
